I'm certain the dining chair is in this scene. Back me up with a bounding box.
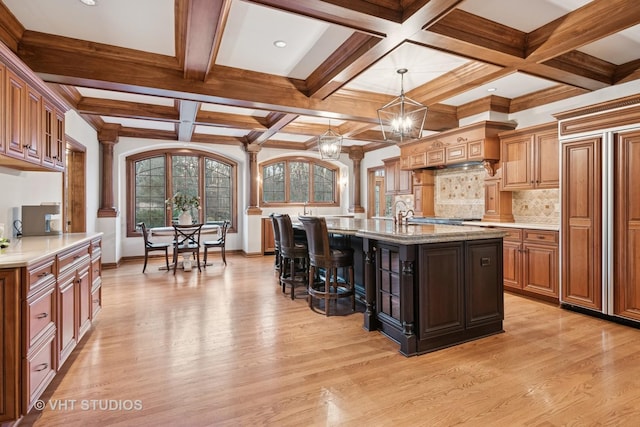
[172,223,204,275]
[138,222,170,273]
[203,220,230,266]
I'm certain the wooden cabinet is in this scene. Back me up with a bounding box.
[56,242,91,367]
[23,256,57,413]
[41,100,66,171]
[90,238,102,320]
[399,121,516,171]
[368,238,503,356]
[0,41,68,171]
[0,236,101,424]
[561,138,602,310]
[501,123,559,190]
[0,63,4,154]
[412,170,435,217]
[482,174,513,222]
[0,269,19,424]
[383,157,411,195]
[5,68,26,161]
[500,227,559,302]
[262,217,276,254]
[613,130,640,321]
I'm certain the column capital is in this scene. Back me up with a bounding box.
[244,143,262,154]
[98,123,122,144]
[348,146,364,161]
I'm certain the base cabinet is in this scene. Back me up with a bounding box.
[0,235,101,425]
[366,238,503,356]
[501,228,559,302]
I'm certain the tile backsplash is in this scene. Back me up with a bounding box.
[512,189,560,224]
[434,165,485,219]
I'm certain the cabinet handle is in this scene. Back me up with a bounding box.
[35,363,49,372]
[36,312,48,319]
[37,272,49,278]
[537,235,546,239]
[93,299,100,304]
[73,255,82,260]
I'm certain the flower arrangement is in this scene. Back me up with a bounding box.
[165,192,201,212]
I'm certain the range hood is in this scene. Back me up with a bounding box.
[399,121,517,175]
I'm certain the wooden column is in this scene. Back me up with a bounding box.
[97,124,121,218]
[245,144,262,215]
[349,146,365,213]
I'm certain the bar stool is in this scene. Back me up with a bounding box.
[269,213,282,281]
[274,214,309,300]
[298,216,355,316]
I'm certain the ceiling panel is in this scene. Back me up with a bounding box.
[4,0,175,56]
[102,117,175,131]
[76,87,176,106]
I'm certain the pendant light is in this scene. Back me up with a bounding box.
[317,121,342,160]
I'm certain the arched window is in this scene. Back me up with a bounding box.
[126,148,237,235]
[260,157,340,206]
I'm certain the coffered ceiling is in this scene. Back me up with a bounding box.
[1,0,639,153]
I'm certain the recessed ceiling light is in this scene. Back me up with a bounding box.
[79,0,97,5]
[487,87,497,92]
[273,40,287,48]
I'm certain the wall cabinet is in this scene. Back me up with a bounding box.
[0,40,68,171]
[383,157,411,195]
[501,227,559,302]
[501,123,559,190]
[482,174,513,222]
[412,170,435,217]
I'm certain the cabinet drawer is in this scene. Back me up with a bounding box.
[57,242,91,276]
[25,331,56,411]
[468,140,483,159]
[26,283,56,348]
[27,257,56,292]
[445,144,467,164]
[426,149,444,166]
[523,229,558,244]
[409,152,427,168]
[498,228,522,241]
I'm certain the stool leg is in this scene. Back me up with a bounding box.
[350,266,355,311]
[325,268,332,317]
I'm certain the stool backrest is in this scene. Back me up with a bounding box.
[269,213,281,251]
[274,214,297,258]
[298,216,331,266]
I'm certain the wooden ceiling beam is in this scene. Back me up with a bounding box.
[526,0,640,63]
[178,0,231,81]
[77,98,180,121]
[509,85,588,113]
[195,110,268,130]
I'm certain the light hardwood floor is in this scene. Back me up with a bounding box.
[25,254,640,426]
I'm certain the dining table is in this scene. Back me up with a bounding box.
[148,223,221,271]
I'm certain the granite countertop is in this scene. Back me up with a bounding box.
[297,218,506,245]
[462,221,560,231]
[0,232,103,268]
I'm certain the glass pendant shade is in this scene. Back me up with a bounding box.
[318,127,343,160]
[377,69,428,143]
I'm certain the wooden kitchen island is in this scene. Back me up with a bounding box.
[320,218,506,356]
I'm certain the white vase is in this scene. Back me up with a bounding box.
[178,210,192,225]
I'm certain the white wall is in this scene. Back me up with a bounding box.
[0,167,63,238]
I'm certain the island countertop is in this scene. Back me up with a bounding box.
[297,217,506,244]
[0,232,103,268]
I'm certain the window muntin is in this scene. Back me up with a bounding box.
[127,149,236,236]
[260,157,339,206]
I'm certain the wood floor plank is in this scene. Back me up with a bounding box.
[22,254,640,426]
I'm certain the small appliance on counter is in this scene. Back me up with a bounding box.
[21,204,62,236]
